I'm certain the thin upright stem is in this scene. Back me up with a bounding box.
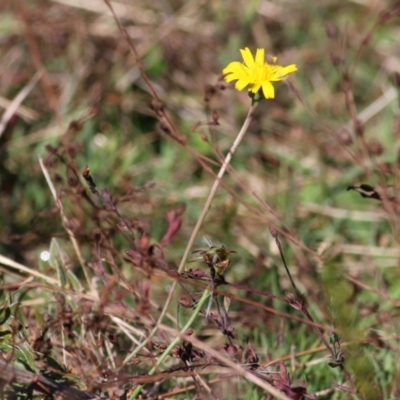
[122,102,259,366]
[176,103,258,275]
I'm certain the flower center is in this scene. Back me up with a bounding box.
[252,63,273,82]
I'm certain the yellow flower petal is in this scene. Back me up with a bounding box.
[222,48,297,100]
[236,79,251,91]
[249,83,261,94]
[274,64,298,80]
[262,81,275,99]
[240,48,255,69]
[255,48,265,65]
[224,63,249,79]
[223,62,243,75]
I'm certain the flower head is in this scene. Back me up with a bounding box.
[222,48,297,99]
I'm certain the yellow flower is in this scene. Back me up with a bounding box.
[222,48,297,99]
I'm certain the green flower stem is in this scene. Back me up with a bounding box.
[129,288,211,399]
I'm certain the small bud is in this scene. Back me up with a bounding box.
[125,249,143,264]
[188,268,207,278]
[337,129,353,145]
[158,122,170,134]
[204,84,216,103]
[325,22,339,40]
[354,119,363,137]
[45,144,57,154]
[378,11,391,25]
[269,226,278,239]
[328,331,341,345]
[330,53,342,67]
[367,139,383,156]
[149,99,164,114]
[68,120,82,132]
[93,230,102,243]
[211,110,219,125]
[362,33,372,46]
[179,298,192,308]
[138,234,151,251]
[223,343,238,356]
[53,173,63,182]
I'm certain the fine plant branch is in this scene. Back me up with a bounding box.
[272,229,364,399]
[128,287,211,399]
[270,227,301,297]
[176,102,258,274]
[39,157,95,294]
[158,325,293,400]
[0,254,59,285]
[123,103,258,367]
[0,71,41,139]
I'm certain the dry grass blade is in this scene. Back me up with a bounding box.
[38,157,95,294]
[0,96,39,121]
[0,71,41,138]
[0,254,59,285]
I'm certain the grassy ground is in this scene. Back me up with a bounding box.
[1,0,400,399]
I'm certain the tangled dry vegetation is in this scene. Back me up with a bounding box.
[1,1,400,399]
